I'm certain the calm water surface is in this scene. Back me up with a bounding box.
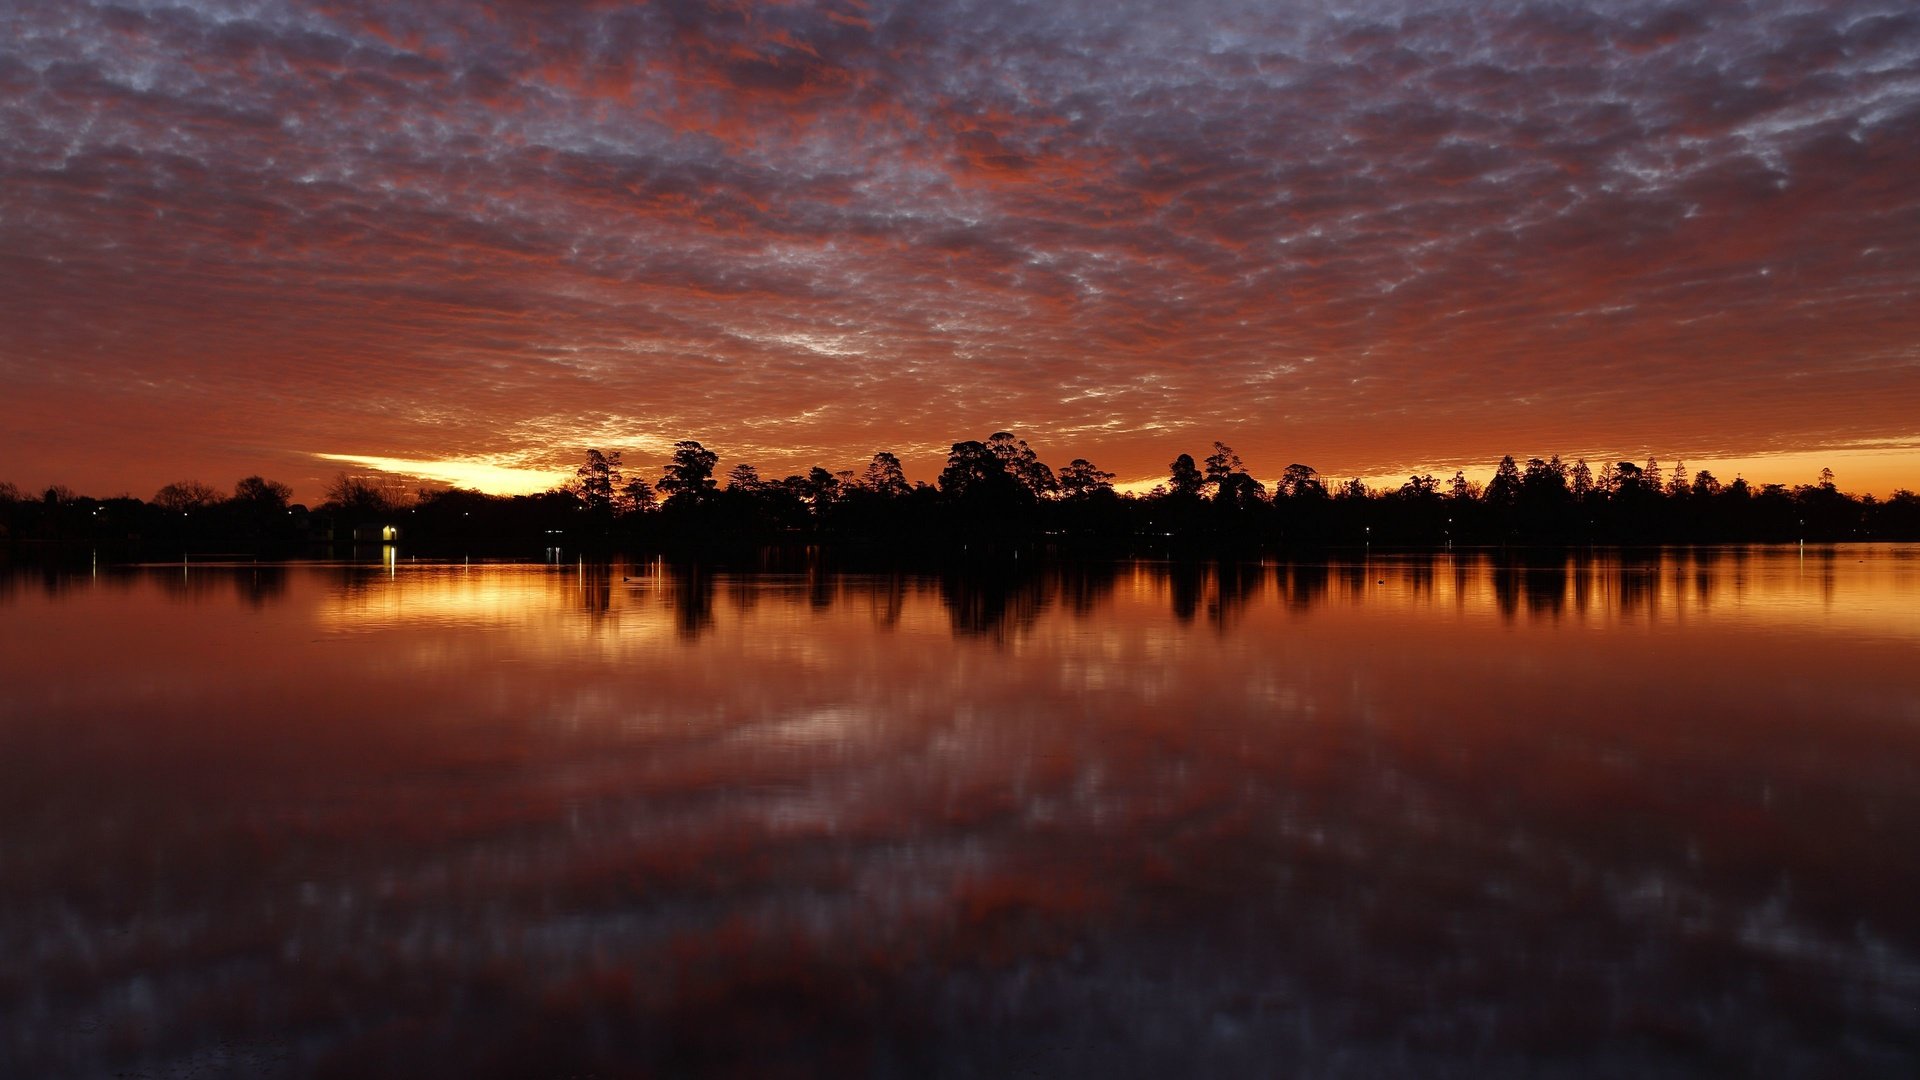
[3,549,1919,1077]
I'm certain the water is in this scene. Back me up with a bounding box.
[3,549,1919,1077]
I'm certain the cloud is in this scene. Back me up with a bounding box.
[3,0,1919,496]
[312,452,569,494]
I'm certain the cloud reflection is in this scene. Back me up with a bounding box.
[3,553,1920,1074]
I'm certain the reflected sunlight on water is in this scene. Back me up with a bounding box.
[2,549,1919,1077]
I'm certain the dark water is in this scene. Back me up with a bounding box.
[3,549,1919,1078]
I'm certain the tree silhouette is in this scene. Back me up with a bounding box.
[1398,475,1438,499]
[1057,458,1116,499]
[11,429,1916,561]
[1667,459,1690,498]
[154,481,222,512]
[1168,454,1205,499]
[987,432,1056,497]
[1448,471,1477,501]
[1203,443,1264,507]
[622,477,657,514]
[1570,459,1594,500]
[940,441,1011,500]
[1596,461,1617,492]
[232,476,293,510]
[860,452,911,497]
[1279,464,1324,500]
[573,449,622,514]
[1203,442,1243,489]
[801,467,843,513]
[1485,455,1522,506]
[726,463,764,492]
[659,441,719,504]
[1520,457,1568,502]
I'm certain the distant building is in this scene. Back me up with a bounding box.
[349,524,400,543]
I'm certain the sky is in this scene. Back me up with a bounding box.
[3,0,1918,501]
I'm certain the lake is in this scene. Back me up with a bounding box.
[3,548,1919,1077]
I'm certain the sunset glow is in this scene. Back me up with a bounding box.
[311,453,569,496]
[4,0,1919,498]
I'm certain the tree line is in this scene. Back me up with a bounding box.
[535,438,1915,552]
[4,437,1918,560]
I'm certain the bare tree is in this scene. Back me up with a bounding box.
[154,481,222,512]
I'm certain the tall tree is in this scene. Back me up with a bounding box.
[1279,464,1325,500]
[1448,470,1476,501]
[658,441,719,504]
[1521,457,1567,500]
[726,463,764,492]
[1168,454,1205,499]
[801,466,842,511]
[940,440,1010,499]
[1613,461,1644,494]
[860,452,911,497]
[1204,442,1264,506]
[1203,442,1244,489]
[1057,458,1116,499]
[1484,455,1522,506]
[574,449,622,514]
[986,432,1056,497]
[1570,459,1594,500]
[621,477,657,514]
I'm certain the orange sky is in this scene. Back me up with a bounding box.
[3,0,1918,500]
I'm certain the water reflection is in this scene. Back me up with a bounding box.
[8,548,1913,641]
[2,549,1919,1077]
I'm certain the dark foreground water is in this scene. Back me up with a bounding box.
[3,548,1919,1078]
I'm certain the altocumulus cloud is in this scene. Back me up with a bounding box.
[2,0,1919,496]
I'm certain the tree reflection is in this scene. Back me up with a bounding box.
[1404,556,1434,599]
[1491,557,1523,621]
[1168,562,1205,623]
[8,551,1920,1078]
[727,572,763,617]
[1521,558,1569,619]
[1280,562,1329,612]
[665,565,717,640]
[234,566,289,608]
[1339,558,1371,604]
[1208,561,1261,630]
[1053,563,1120,617]
[1616,550,1660,616]
[1691,547,1723,610]
[807,562,836,610]
[577,561,613,615]
[859,574,909,629]
[939,569,1050,640]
